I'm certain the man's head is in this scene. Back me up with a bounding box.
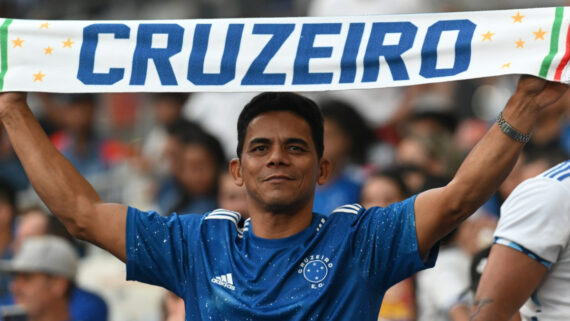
[1,236,77,318]
[236,92,324,160]
[231,93,330,216]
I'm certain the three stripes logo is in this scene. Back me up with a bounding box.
[211,273,235,291]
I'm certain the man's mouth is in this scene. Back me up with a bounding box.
[263,174,294,182]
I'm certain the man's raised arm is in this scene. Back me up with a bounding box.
[0,93,127,262]
[413,76,567,257]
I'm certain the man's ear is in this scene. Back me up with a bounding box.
[317,158,331,185]
[229,158,244,186]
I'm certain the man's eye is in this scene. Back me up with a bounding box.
[289,145,304,152]
[252,145,266,152]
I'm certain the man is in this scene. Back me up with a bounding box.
[0,236,78,321]
[0,76,566,320]
[0,207,108,321]
[472,159,570,321]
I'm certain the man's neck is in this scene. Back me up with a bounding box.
[248,203,314,239]
[31,301,70,321]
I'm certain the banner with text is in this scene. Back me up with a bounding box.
[0,7,569,92]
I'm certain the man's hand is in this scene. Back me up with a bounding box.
[517,75,568,110]
[503,76,568,134]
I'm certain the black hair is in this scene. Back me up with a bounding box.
[371,168,411,199]
[166,119,203,142]
[320,100,375,164]
[523,143,568,166]
[409,111,458,134]
[180,128,227,173]
[236,92,324,159]
[169,123,227,215]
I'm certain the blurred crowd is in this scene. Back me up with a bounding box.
[1,1,570,321]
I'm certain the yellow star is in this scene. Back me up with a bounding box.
[33,71,46,82]
[39,22,49,29]
[533,28,547,40]
[44,46,54,55]
[515,38,526,48]
[482,31,495,41]
[512,11,525,23]
[501,62,512,68]
[12,37,24,48]
[62,38,75,48]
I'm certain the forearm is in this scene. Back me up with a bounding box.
[1,99,102,237]
[444,89,536,221]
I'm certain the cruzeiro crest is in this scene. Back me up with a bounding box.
[298,254,333,289]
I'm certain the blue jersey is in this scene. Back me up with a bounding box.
[126,195,437,320]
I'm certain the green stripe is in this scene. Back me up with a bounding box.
[539,7,564,77]
[0,18,13,91]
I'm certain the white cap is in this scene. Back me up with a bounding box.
[0,236,78,280]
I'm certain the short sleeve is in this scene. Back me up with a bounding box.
[495,178,570,263]
[126,207,200,296]
[353,195,439,290]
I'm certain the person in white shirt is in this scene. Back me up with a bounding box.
[473,160,570,320]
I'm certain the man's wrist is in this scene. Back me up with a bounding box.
[496,111,533,144]
[0,93,27,120]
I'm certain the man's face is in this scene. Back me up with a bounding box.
[231,111,329,215]
[11,272,66,317]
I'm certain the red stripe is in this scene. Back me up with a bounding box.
[554,23,570,80]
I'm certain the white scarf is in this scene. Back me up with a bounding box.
[0,6,568,92]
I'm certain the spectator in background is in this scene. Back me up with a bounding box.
[0,181,16,299]
[360,170,416,321]
[314,100,375,214]
[0,236,78,321]
[49,94,127,202]
[0,207,108,321]
[395,135,454,194]
[156,119,198,214]
[157,119,227,215]
[141,93,190,177]
[473,159,570,320]
[173,125,227,214]
[51,94,109,176]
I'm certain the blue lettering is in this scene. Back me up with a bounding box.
[130,24,184,86]
[340,23,364,84]
[241,24,295,86]
[293,23,341,85]
[420,19,475,78]
[362,22,417,82]
[187,24,244,86]
[77,24,129,85]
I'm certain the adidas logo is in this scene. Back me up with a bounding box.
[211,273,235,291]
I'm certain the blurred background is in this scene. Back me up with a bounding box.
[0,1,569,321]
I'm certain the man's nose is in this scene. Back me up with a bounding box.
[267,146,289,167]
